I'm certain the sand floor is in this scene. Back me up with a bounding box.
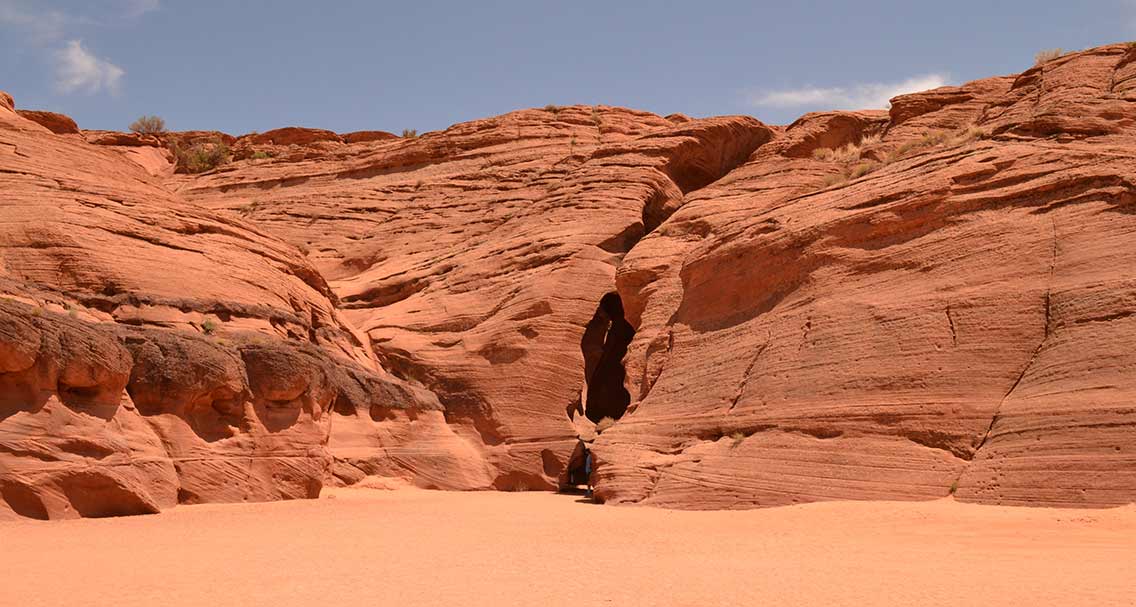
[2,488,1135,606]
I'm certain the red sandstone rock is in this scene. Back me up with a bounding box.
[173,105,773,492]
[167,130,238,146]
[341,130,398,144]
[83,130,163,147]
[2,43,1136,518]
[0,95,449,518]
[16,110,79,134]
[596,43,1136,509]
[246,127,342,146]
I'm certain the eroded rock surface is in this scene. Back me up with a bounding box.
[0,100,452,518]
[596,44,1136,509]
[2,43,1135,517]
[174,105,774,491]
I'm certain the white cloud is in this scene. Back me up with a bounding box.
[750,73,951,111]
[2,1,161,95]
[54,39,124,95]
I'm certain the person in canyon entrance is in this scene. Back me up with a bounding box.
[584,445,594,498]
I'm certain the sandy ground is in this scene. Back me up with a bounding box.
[2,489,1135,607]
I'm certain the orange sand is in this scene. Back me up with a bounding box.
[2,489,1135,606]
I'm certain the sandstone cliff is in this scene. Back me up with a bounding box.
[1,43,1134,518]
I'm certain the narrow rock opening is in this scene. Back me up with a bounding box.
[580,292,634,423]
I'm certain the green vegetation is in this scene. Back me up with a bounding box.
[129,115,166,135]
[729,431,747,447]
[250,150,272,160]
[401,129,418,138]
[201,318,217,335]
[544,104,561,114]
[169,137,230,173]
[949,480,959,495]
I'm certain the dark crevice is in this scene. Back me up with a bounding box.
[580,292,635,423]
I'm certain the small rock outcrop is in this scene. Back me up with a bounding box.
[341,130,398,144]
[16,110,79,134]
[245,127,342,146]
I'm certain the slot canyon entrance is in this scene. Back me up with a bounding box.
[579,292,635,423]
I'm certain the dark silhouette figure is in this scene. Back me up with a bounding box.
[559,439,596,499]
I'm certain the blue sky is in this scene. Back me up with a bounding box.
[2,1,1135,134]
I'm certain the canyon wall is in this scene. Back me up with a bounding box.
[1,43,1134,517]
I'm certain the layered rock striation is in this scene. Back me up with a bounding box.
[2,43,1134,517]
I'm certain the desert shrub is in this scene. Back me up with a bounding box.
[885,129,948,163]
[822,173,849,188]
[201,318,217,335]
[812,147,834,161]
[913,130,950,149]
[729,431,746,447]
[956,125,990,143]
[885,126,988,164]
[1034,48,1063,65]
[819,123,990,191]
[858,132,882,146]
[811,141,864,163]
[821,161,881,189]
[831,142,860,162]
[544,104,560,114]
[129,115,166,134]
[595,416,616,433]
[849,160,881,180]
[169,137,230,173]
[949,480,959,494]
[401,129,418,138]
[250,150,272,160]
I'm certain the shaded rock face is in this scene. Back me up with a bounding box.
[3,43,1136,517]
[581,293,635,423]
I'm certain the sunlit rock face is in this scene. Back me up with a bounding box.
[2,43,1136,518]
